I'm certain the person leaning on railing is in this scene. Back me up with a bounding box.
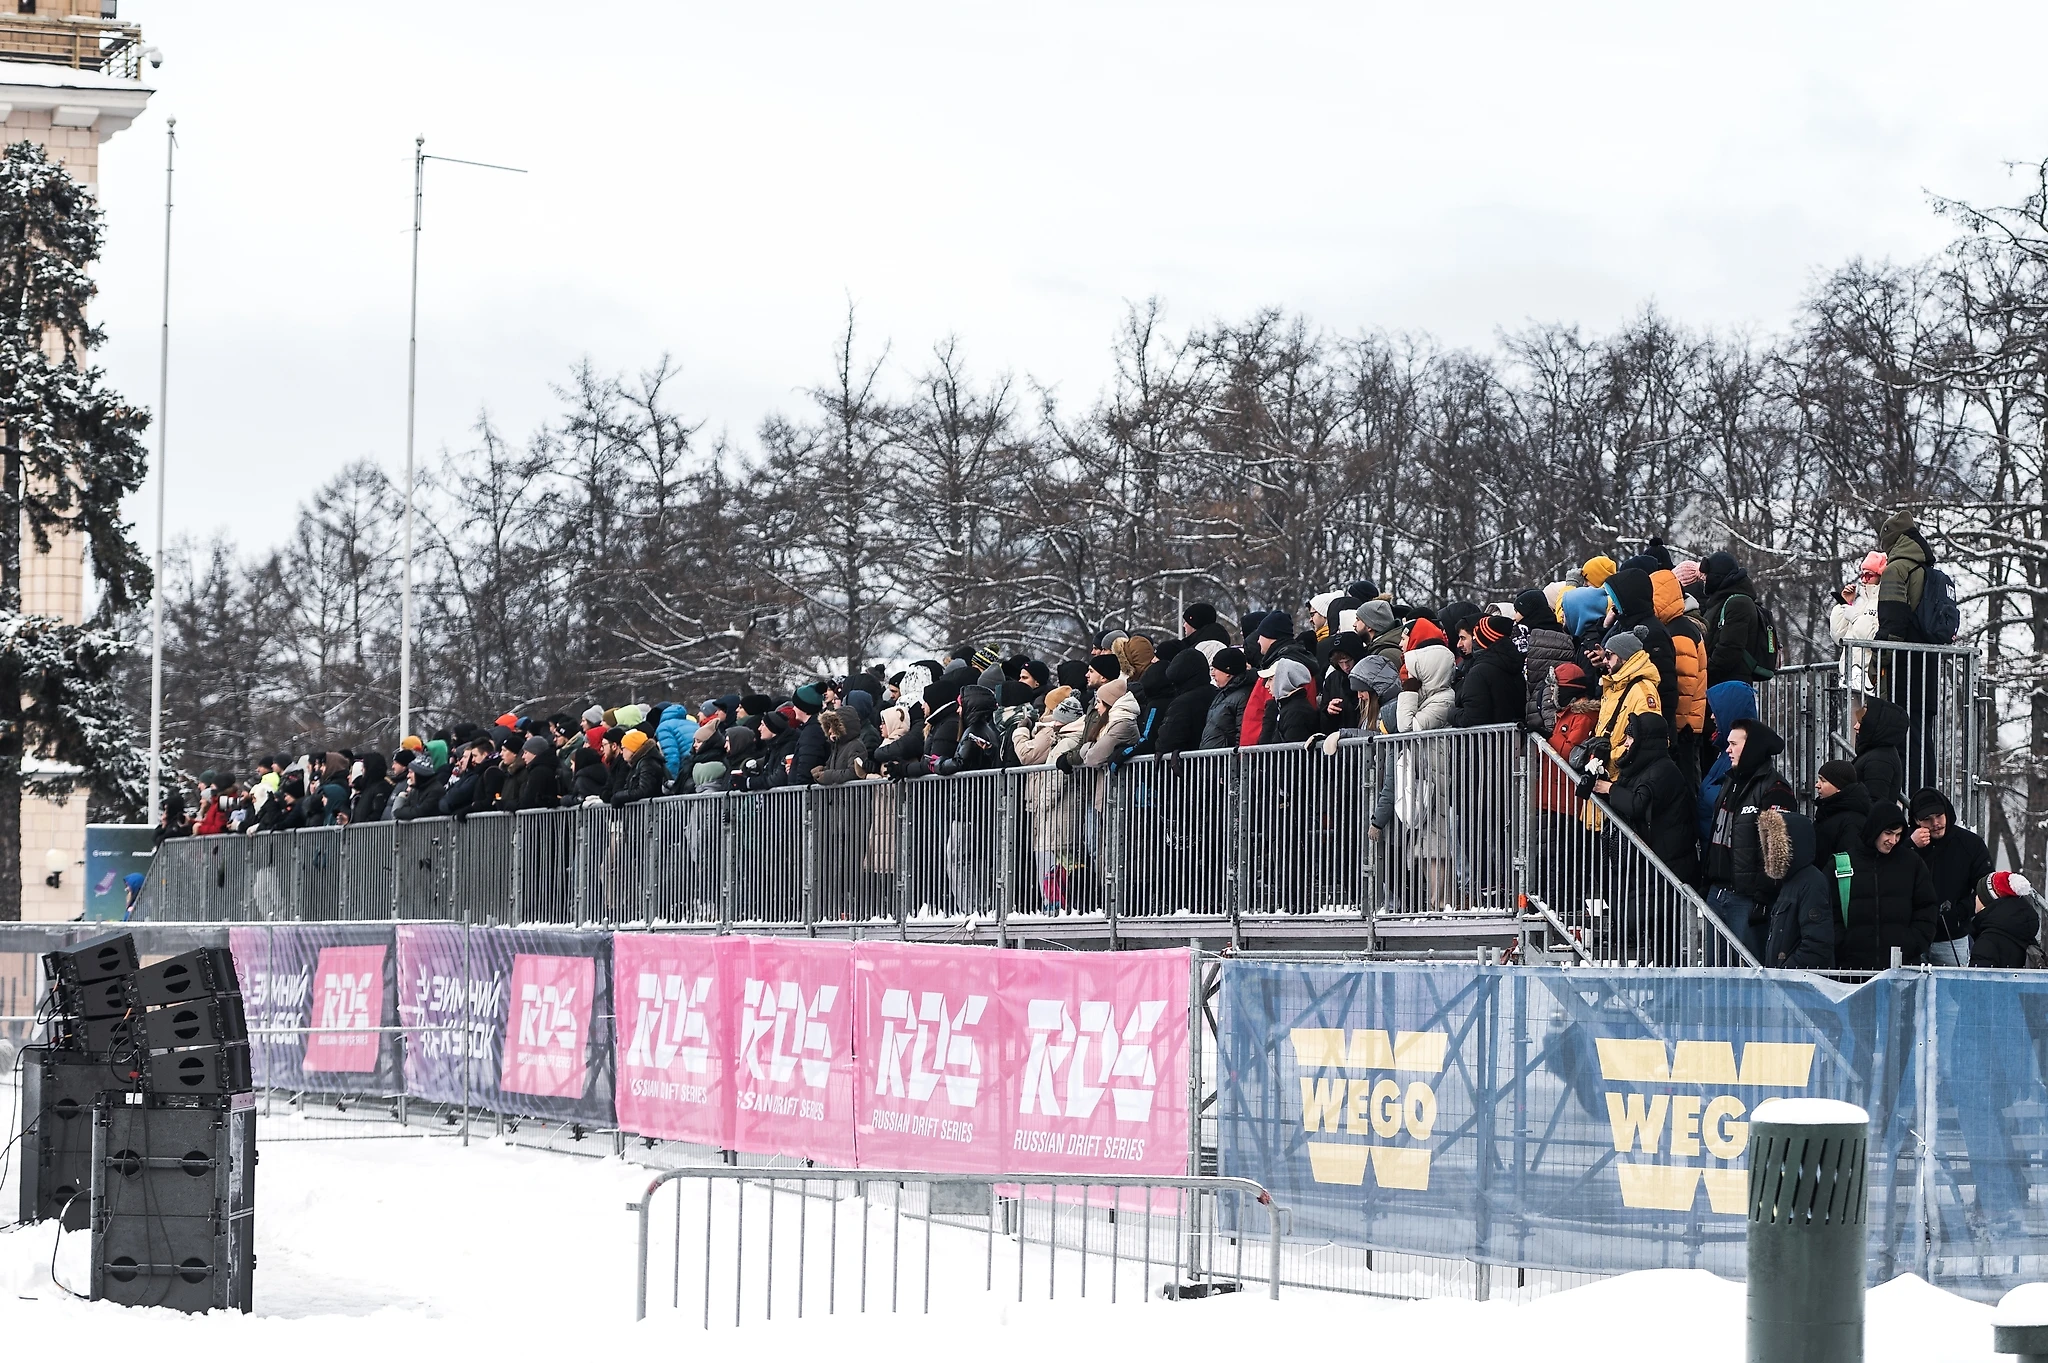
[1701,717,1796,962]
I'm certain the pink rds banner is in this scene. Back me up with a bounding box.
[503,952,595,1099]
[853,943,1007,1172]
[729,938,858,1164]
[304,944,385,1074]
[611,934,732,1146]
[998,948,1189,1177]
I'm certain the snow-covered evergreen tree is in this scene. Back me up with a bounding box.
[0,141,150,920]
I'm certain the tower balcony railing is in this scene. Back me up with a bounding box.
[0,14,144,81]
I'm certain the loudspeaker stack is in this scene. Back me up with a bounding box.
[19,930,255,1313]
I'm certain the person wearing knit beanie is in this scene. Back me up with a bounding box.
[1583,555,1618,589]
[1970,871,2040,968]
[1209,646,1248,677]
[1021,659,1052,689]
[1817,759,1860,795]
[1603,626,1646,660]
[1476,614,1512,648]
[1087,653,1121,686]
[1041,685,1074,715]
[1258,610,1294,643]
[1347,579,1380,603]
[1355,599,1396,639]
[1183,601,1219,634]
[1238,611,1266,642]
[1055,658,1092,690]
[581,704,605,729]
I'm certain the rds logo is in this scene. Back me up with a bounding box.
[1288,1028,1445,1190]
[1595,1038,1815,1214]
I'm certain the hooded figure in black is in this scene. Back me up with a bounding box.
[1181,602,1232,649]
[1760,808,1836,970]
[1514,588,1579,734]
[1907,786,1993,951]
[349,755,393,824]
[1853,697,1910,814]
[1970,874,2040,969]
[1699,551,1767,687]
[1603,567,1679,723]
[1126,651,1176,758]
[937,684,1002,775]
[1452,615,1525,728]
[1702,718,1797,959]
[1604,712,1698,884]
[517,737,560,810]
[1812,760,1873,873]
[1840,805,1940,970]
[1157,645,1217,753]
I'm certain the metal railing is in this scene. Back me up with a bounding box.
[1524,737,1759,967]
[0,15,145,79]
[627,1167,1286,1324]
[1761,641,1984,826]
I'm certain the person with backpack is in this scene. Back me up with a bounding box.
[1908,787,1994,965]
[1876,510,1958,645]
[1759,807,1836,970]
[1699,551,1778,687]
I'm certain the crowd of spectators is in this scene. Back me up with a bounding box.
[151,509,2032,969]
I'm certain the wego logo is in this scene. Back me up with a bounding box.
[875,989,986,1106]
[740,977,838,1088]
[1020,999,1167,1122]
[626,972,713,1073]
[1289,1028,1445,1190]
[1596,1038,1815,1214]
[518,983,580,1051]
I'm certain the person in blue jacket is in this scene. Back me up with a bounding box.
[655,702,698,783]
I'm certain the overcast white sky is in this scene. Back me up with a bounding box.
[85,1,2048,554]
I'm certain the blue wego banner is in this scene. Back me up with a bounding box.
[1216,964,1938,1286]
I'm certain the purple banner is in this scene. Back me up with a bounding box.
[396,925,615,1126]
[226,923,403,1097]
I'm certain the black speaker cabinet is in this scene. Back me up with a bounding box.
[144,1043,252,1097]
[44,930,139,988]
[16,1047,143,1230]
[90,1094,255,1314]
[142,994,248,1052]
[135,948,238,1008]
[66,974,136,1022]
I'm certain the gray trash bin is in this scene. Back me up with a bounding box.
[1747,1097,1869,1363]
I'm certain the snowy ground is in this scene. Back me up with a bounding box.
[0,1092,2009,1361]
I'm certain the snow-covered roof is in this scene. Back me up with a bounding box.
[0,59,150,93]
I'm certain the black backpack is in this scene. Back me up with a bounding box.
[1716,594,1780,681]
[1914,564,1961,645]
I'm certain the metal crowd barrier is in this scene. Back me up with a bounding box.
[627,1167,1287,1324]
[1762,641,1984,826]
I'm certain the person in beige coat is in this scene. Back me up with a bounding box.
[1012,687,1090,911]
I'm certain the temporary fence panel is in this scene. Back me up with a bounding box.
[1365,725,1522,917]
[340,821,396,921]
[646,794,726,927]
[455,812,517,924]
[394,818,458,920]
[227,921,405,1096]
[513,806,577,925]
[1758,663,1848,806]
[1523,735,1755,967]
[728,789,810,927]
[810,780,909,927]
[248,830,294,920]
[296,827,344,921]
[628,1169,1286,1327]
[1110,750,1241,920]
[1839,641,1980,825]
[898,769,1007,923]
[1007,763,1104,923]
[1238,741,1376,917]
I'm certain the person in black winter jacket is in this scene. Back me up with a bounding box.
[1602,568,1679,724]
[1906,786,1994,965]
[1452,615,1525,728]
[1759,808,1836,970]
[1852,697,1910,815]
[1201,648,1254,749]
[1969,872,2040,969]
[349,755,392,824]
[785,684,831,787]
[396,761,445,822]
[1699,551,1767,687]
[938,684,1003,775]
[1157,646,1216,753]
[1599,712,1699,886]
[566,745,610,804]
[1181,602,1232,649]
[1260,657,1317,745]
[1840,805,1940,970]
[1514,588,1579,734]
[1702,718,1797,961]
[517,737,560,810]
[1811,760,1872,874]
[608,730,669,805]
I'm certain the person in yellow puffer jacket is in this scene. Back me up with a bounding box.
[1594,629,1663,760]
[1649,567,1708,787]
